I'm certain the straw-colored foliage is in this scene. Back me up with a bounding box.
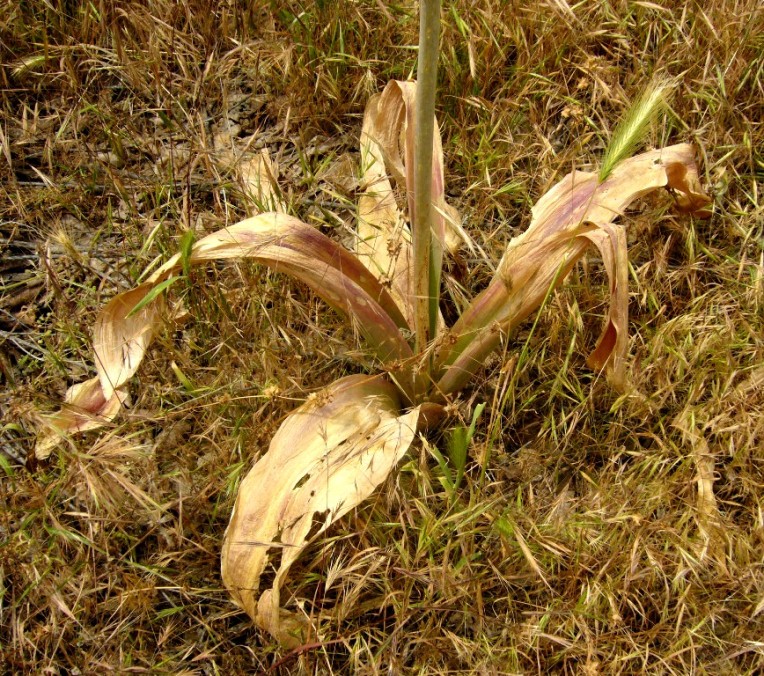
[2,1,762,671]
[35,72,710,643]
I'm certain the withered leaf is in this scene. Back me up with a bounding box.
[221,374,420,646]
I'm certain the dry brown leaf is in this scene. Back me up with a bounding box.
[357,80,461,332]
[381,81,461,254]
[93,284,164,401]
[35,377,128,459]
[221,374,420,646]
[358,91,416,328]
[436,143,711,395]
[215,132,286,214]
[235,149,286,214]
[578,222,629,389]
[36,215,412,458]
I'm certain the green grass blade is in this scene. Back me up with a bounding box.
[125,276,180,318]
[179,229,195,279]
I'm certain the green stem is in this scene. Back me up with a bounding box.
[413,0,440,354]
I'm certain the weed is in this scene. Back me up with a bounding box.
[1,0,762,672]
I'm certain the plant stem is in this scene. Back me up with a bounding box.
[413,0,440,353]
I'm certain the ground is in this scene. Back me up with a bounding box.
[1,1,763,673]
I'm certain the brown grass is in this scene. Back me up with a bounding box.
[1,0,763,673]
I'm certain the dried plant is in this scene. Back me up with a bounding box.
[34,0,711,647]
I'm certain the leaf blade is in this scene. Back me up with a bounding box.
[435,143,711,395]
[39,214,415,455]
[124,276,180,319]
[357,80,461,338]
[221,374,420,646]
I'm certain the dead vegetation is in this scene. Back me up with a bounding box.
[1,0,763,673]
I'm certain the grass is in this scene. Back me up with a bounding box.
[1,0,763,672]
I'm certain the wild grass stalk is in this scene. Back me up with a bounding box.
[413,0,442,349]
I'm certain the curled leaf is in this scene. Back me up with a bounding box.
[94,283,167,399]
[357,80,463,333]
[35,377,128,459]
[37,214,413,456]
[358,91,416,328]
[221,375,420,646]
[369,80,457,256]
[578,223,629,388]
[435,143,711,396]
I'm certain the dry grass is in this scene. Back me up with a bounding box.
[1,0,763,673]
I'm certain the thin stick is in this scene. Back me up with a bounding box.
[413,0,441,353]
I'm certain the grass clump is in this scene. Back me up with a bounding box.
[1,0,763,673]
